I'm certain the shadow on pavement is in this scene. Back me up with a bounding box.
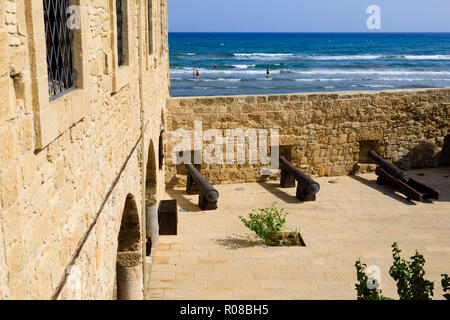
[349,174,417,205]
[213,233,265,250]
[257,181,301,204]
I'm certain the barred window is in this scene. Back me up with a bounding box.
[116,0,124,66]
[43,0,75,100]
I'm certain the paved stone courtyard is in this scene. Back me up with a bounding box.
[147,168,450,300]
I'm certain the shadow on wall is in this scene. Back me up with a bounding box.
[395,137,450,170]
[146,141,158,206]
[440,135,450,167]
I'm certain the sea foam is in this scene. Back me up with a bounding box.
[233,53,450,61]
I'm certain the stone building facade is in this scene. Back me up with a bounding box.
[0,0,169,299]
[166,89,450,187]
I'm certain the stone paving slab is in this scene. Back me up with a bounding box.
[147,168,450,300]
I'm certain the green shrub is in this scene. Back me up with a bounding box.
[355,259,384,300]
[389,242,434,300]
[354,242,447,300]
[239,204,287,246]
[442,274,450,300]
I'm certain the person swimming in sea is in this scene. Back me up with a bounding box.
[266,67,270,76]
[192,68,200,79]
[214,64,217,69]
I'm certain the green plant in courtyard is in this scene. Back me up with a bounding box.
[442,274,450,300]
[389,242,434,300]
[354,243,450,300]
[239,204,288,246]
[355,259,384,300]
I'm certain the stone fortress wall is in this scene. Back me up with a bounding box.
[166,89,450,187]
[0,0,169,299]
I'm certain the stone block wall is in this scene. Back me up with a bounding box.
[166,89,450,187]
[0,0,169,299]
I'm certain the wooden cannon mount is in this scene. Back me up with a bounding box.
[185,164,219,210]
[279,156,320,201]
[368,151,439,201]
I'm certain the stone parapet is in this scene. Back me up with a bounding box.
[166,89,450,187]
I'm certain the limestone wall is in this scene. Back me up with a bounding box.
[166,89,450,187]
[0,0,169,299]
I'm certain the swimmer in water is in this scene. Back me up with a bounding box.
[214,64,217,69]
[196,69,200,79]
[266,67,270,76]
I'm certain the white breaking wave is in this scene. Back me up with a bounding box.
[293,77,450,82]
[295,78,349,82]
[171,67,450,76]
[229,64,256,69]
[309,55,383,60]
[376,78,450,81]
[202,78,241,82]
[361,84,395,88]
[217,78,241,82]
[170,68,280,75]
[234,53,294,57]
[309,54,450,60]
[234,53,294,60]
[402,55,450,60]
[231,53,450,61]
[284,69,450,75]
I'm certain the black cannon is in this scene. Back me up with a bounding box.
[279,156,320,201]
[185,164,219,210]
[368,151,439,201]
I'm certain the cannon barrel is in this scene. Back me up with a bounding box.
[185,164,219,202]
[368,151,409,182]
[279,156,320,194]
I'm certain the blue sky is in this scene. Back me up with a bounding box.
[167,0,450,32]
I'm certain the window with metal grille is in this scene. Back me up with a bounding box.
[148,0,152,54]
[116,0,124,66]
[43,0,75,100]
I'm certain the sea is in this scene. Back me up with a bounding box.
[169,32,450,97]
